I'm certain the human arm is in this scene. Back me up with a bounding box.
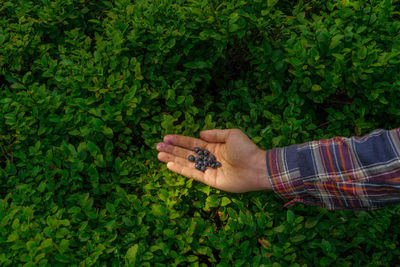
[156,127,400,210]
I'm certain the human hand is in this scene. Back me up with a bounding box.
[156,129,272,193]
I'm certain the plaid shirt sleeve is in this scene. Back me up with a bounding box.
[265,128,400,210]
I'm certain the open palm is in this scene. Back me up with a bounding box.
[156,129,271,193]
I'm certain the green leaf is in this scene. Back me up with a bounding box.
[229,23,240,32]
[94,154,106,168]
[41,238,53,248]
[176,95,185,104]
[221,197,231,207]
[126,244,139,265]
[305,218,319,229]
[267,0,279,7]
[187,255,198,262]
[205,194,220,208]
[87,142,100,156]
[166,39,176,49]
[126,5,134,15]
[258,238,271,249]
[321,239,331,251]
[77,142,87,153]
[102,126,114,138]
[35,140,41,151]
[183,61,209,69]
[69,129,80,136]
[229,13,240,24]
[312,84,322,91]
[274,224,285,233]
[287,210,295,224]
[7,232,19,242]
[358,46,367,59]
[329,34,344,50]
[291,235,306,243]
[253,136,262,143]
[55,254,71,263]
[0,98,12,104]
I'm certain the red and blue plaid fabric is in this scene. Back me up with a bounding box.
[266,128,400,210]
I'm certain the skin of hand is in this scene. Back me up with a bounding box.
[156,128,272,193]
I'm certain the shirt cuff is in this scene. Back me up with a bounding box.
[265,144,323,208]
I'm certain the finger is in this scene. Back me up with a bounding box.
[157,152,195,168]
[163,134,208,151]
[166,144,196,158]
[199,129,233,143]
[156,142,195,159]
[166,161,205,184]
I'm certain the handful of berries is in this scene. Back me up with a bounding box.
[187,147,221,172]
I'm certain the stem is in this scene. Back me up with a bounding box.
[0,145,10,162]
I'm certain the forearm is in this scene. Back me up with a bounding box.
[265,127,400,210]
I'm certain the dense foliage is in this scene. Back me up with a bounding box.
[1,0,400,265]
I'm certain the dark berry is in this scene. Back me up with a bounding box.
[215,162,221,168]
[197,150,203,156]
[188,155,195,162]
[195,163,201,170]
[194,147,200,153]
[200,165,206,172]
[209,155,216,162]
[211,163,216,168]
[204,150,209,156]
[194,158,200,163]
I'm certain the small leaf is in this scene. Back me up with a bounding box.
[102,126,114,138]
[291,235,306,243]
[312,84,322,91]
[321,239,331,251]
[183,61,209,69]
[126,244,139,265]
[126,5,134,15]
[258,238,271,249]
[287,210,295,224]
[329,34,344,50]
[274,224,285,233]
[7,232,19,242]
[0,98,12,104]
[166,39,176,49]
[55,254,71,263]
[305,218,319,229]
[221,197,231,207]
[358,46,367,59]
[87,142,100,156]
[68,129,80,136]
[267,0,279,7]
[229,23,240,32]
[41,238,53,248]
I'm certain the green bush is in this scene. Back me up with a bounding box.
[1,0,400,266]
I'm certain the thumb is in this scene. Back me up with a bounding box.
[199,129,233,143]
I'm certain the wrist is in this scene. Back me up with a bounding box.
[252,148,272,191]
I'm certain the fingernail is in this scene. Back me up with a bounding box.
[156,142,166,150]
[164,135,173,145]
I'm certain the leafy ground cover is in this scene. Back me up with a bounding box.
[1,0,400,266]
